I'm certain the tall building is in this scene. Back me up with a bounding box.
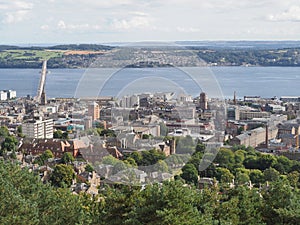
[22,119,54,139]
[120,95,139,108]
[0,91,7,101]
[88,101,100,121]
[199,92,208,110]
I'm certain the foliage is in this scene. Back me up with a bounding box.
[180,163,198,185]
[0,136,18,156]
[50,164,75,188]
[0,126,9,137]
[53,129,69,139]
[61,152,75,164]
[34,149,54,166]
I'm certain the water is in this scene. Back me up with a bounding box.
[0,67,299,99]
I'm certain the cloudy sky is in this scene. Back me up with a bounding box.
[1,0,300,44]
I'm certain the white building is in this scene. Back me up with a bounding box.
[0,91,7,101]
[22,119,54,139]
[5,90,16,99]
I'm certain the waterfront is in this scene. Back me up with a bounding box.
[0,66,299,99]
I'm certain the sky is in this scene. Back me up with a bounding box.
[1,0,300,44]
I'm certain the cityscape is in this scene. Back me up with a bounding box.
[1,0,300,224]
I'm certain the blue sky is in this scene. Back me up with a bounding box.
[1,0,300,44]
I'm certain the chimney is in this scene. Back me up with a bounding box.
[296,127,299,149]
[265,125,269,149]
[170,138,176,155]
[233,91,237,105]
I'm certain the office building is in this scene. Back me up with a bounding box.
[88,101,100,121]
[22,119,54,139]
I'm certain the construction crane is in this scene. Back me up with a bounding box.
[35,60,47,104]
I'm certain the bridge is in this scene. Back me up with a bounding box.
[35,60,47,104]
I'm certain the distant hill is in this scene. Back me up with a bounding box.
[0,42,300,68]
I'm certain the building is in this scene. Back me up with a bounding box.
[230,126,278,148]
[88,101,100,121]
[280,96,300,102]
[120,95,139,108]
[0,91,7,101]
[239,111,270,120]
[227,106,240,120]
[244,96,261,102]
[22,119,54,139]
[199,92,208,110]
[5,90,16,99]
[83,116,93,130]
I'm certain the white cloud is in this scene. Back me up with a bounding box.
[56,20,102,31]
[40,24,50,30]
[2,10,30,24]
[112,16,152,30]
[57,20,67,29]
[1,1,34,24]
[268,5,300,22]
[176,27,201,33]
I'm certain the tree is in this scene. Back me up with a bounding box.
[53,129,63,139]
[181,163,199,186]
[0,136,18,156]
[258,154,277,170]
[262,179,300,224]
[126,181,204,225]
[273,156,292,174]
[214,148,235,170]
[249,169,264,185]
[287,171,299,188]
[50,164,75,188]
[0,126,9,137]
[216,167,234,184]
[61,152,74,164]
[263,167,280,182]
[235,171,250,186]
[34,150,54,166]
[195,142,206,153]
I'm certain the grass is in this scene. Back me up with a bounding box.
[0,49,64,61]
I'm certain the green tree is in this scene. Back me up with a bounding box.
[235,171,250,186]
[61,152,74,164]
[50,164,75,188]
[0,126,9,137]
[262,179,300,224]
[195,142,206,153]
[263,167,280,182]
[287,171,299,188]
[181,163,199,186]
[0,136,18,156]
[216,167,234,184]
[215,148,235,170]
[258,154,277,170]
[126,181,204,225]
[249,169,264,185]
[53,129,63,138]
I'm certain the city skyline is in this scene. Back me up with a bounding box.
[1,0,300,44]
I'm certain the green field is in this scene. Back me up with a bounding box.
[0,49,64,61]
